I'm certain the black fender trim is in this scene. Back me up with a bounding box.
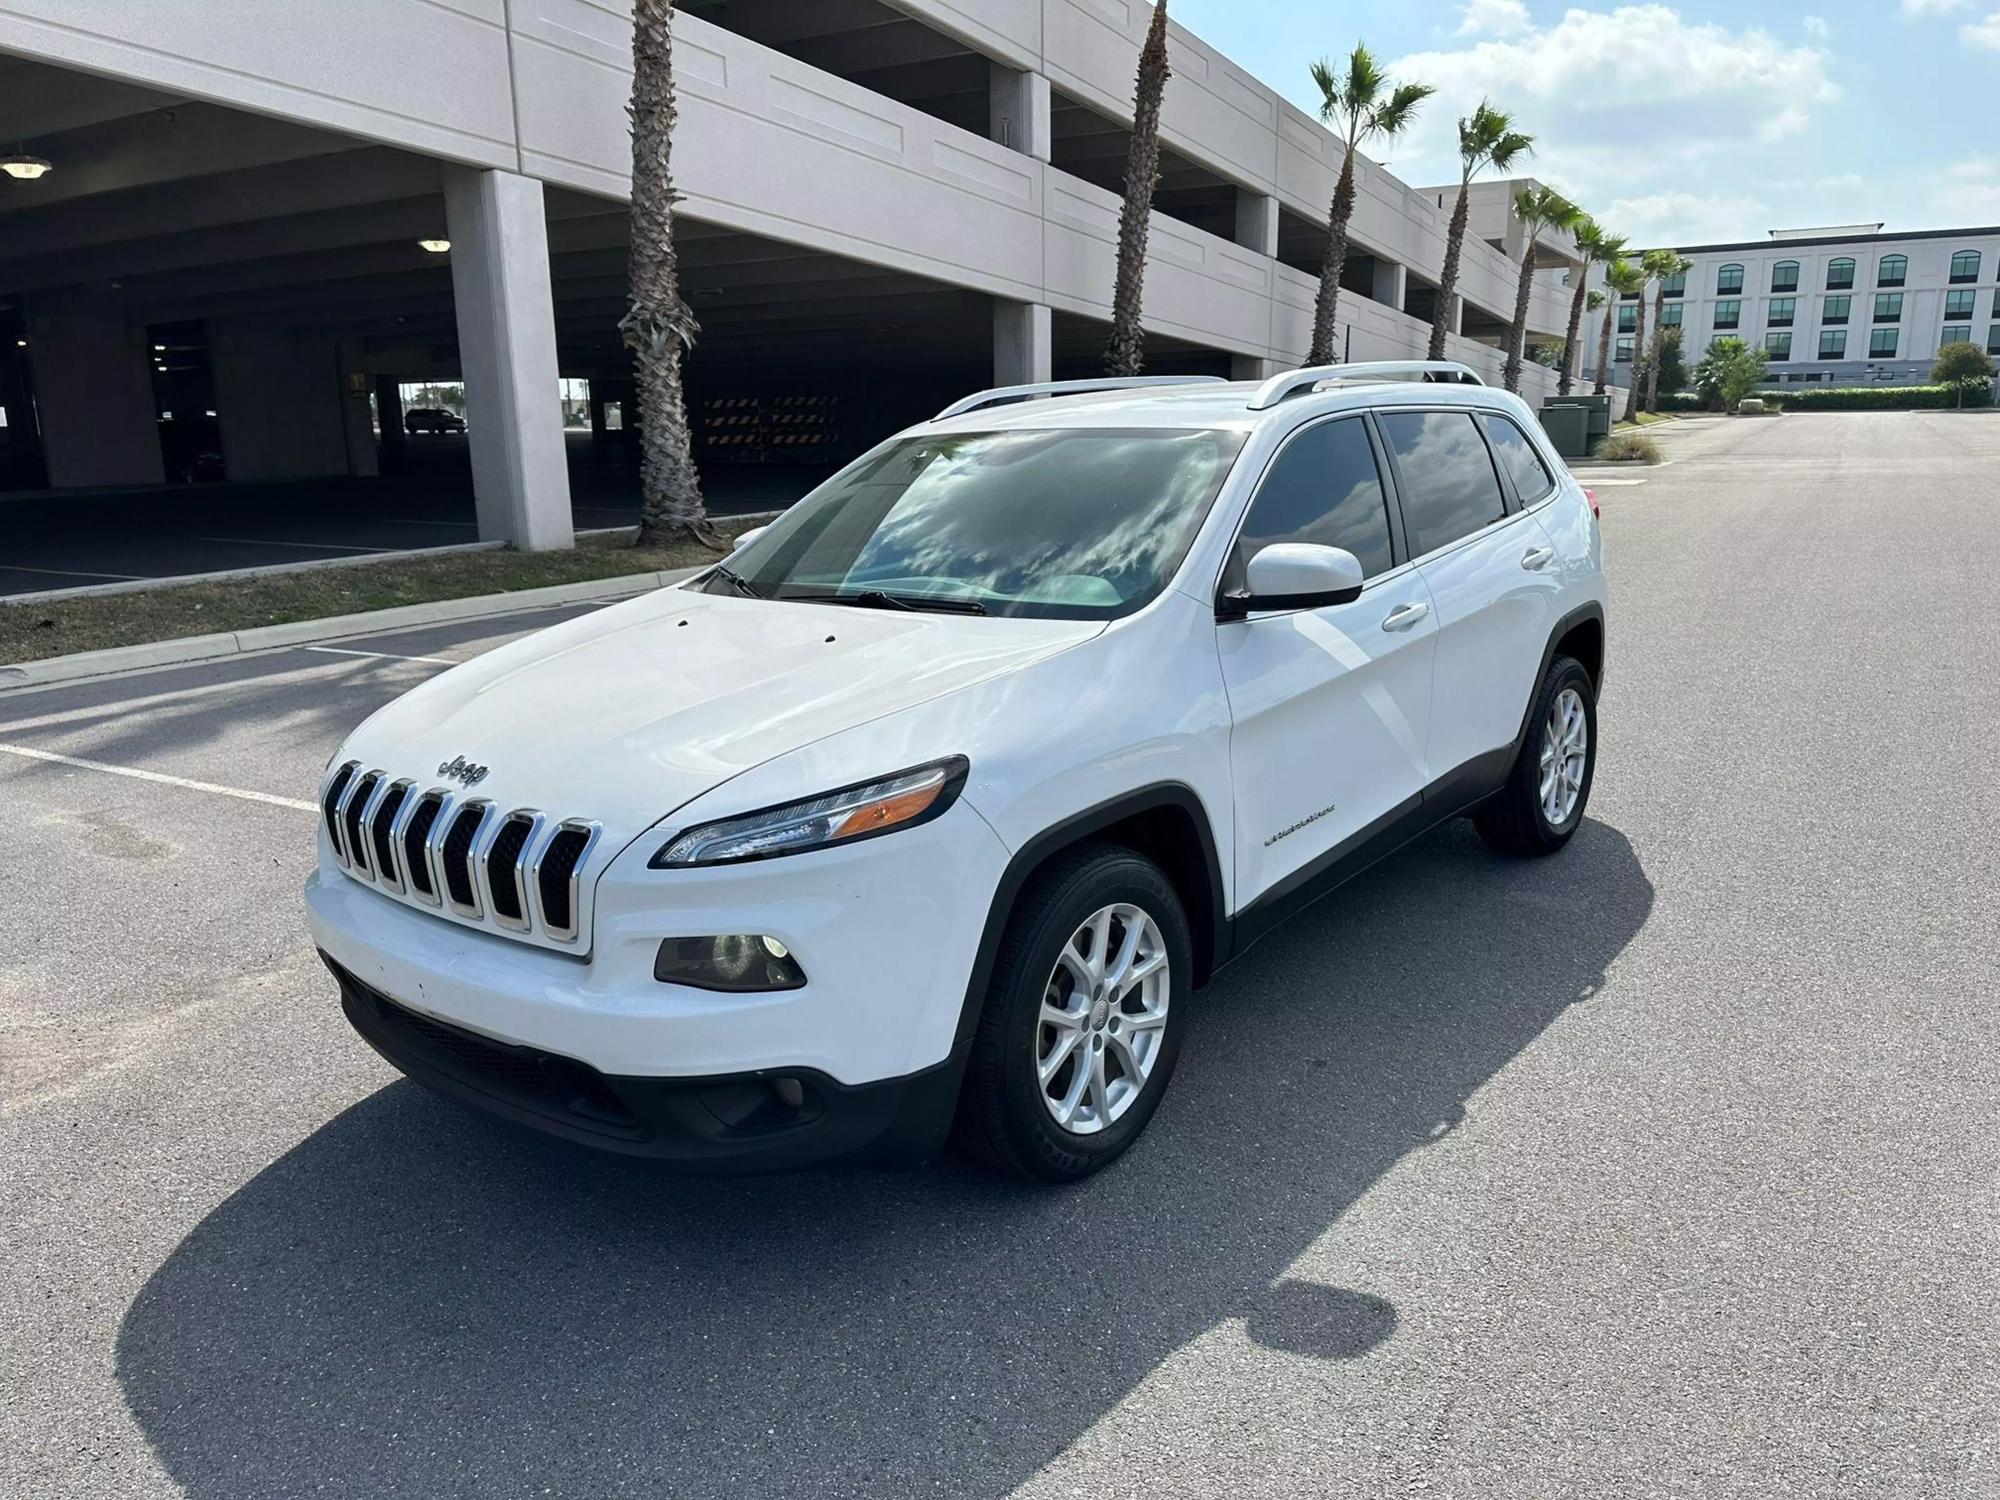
[952,783,1230,1051]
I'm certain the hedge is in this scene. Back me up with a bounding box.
[1775,384,1991,411]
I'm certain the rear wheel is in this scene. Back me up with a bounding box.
[956,844,1191,1181]
[1474,655,1597,856]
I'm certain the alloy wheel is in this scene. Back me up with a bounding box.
[1035,903,1170,1135]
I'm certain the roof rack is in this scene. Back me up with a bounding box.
[1247,361,1484,411]
[933,375,1227,422]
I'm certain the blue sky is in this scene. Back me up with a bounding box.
[1166,0,2000,246]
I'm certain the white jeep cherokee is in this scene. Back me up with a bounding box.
[308,362,1606,1181]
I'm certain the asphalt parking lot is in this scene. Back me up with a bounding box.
[4,410,1998,1498]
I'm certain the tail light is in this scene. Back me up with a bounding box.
[1584,487,1600,518]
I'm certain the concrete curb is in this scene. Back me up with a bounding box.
[0,566,703,692]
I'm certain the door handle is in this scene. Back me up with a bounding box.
[1380,601,1429,633]
[1521,546,1556,571]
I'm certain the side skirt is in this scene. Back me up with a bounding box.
[1222,745,1514,965]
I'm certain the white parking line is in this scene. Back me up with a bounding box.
[194,536,392,554]
[2,563,146,581]
[0,743,317,811]
[305,645,460,667]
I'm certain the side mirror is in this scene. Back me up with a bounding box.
[730,524,768,551]
[1220,543,1365,619]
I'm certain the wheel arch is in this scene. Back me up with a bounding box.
[952,784,1228,1051]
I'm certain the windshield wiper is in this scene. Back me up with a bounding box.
[783,589,988,616]
[709,563,763,599]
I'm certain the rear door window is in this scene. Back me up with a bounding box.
[1228,416,1395,586]
[1481,414,1556,505]
[1377,410,1509,557]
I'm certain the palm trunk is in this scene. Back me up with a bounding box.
[1502,234,1537,394]
[1105,1,1170,376]
[1593,298,1614,396]
[1559,274,1589,396]
[1622,293,1649,422]
[1644,286,1666,413]
[1428,175,1471,362]
[624,0,718,549]
[1309,144,1358,365]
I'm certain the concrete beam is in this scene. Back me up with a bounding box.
[444,167,572,551]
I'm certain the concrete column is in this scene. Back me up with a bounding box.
[338,340,379,479]
[375,376,408,471]
[25,289,163,489]
[1371,259,1407,311]
[211,328,351,481]
[1447,293,1465,336]
[1234,190,1278,257]
[994,299,1053,386]
[444,167,573,550]
[989,63,1052,161]
[1231,353,1280,381]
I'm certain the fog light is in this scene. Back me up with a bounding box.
[654,935,806,992]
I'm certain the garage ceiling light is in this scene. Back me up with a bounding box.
[418,238,451,254]
[1,152,53,180]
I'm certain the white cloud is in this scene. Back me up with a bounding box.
[1457,0,1533,37]
[1964,10,2000,47]
[1601,191,1767,247]
[1802,15,1828,36]
[1900,0,1968,14]
[1387,5,1839,243]
[1816,172,1864,191]
[1937,160,2000,219]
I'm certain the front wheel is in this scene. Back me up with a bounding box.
[955,844,1192,1181]
[1474,655,1597,856]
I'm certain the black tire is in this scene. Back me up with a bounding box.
[1474,655,1598,857]
[955,843,1192,1182]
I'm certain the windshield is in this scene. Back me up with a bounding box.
[705,427,1247,620]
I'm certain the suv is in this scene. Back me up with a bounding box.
[404,406,465,435]
[310,363,1605,1181]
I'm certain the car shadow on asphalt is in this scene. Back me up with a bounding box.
[115,816,1652,1499]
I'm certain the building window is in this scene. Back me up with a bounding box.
[1617,305,1637,333]
[1819,330,1846,359]
[1803,373,1824,383]
[1990,325,2000,356]
[1764,332,1792,362]
[1877,254,1907,288]
[1770,260,1800,294]
[1712,300,1741,330]
[1768,297,1796,328]
[1717,263,1744,295]
[1873,292,1903,323]
[1941,326,1971,345]
[1615,337,1634,362]
[1950,250,1981,285]
[1944,288,1977,320]
[1826,258,1855,290]
[1663,268,1686,298]
[1869,327,1899,358]
[1822,295,1851,325]
[1663,303,1684,327]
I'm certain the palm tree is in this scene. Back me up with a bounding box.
[1308,46,1434,364]
[1599,260,1643,397]
[1642,249,1692,413]
[1502,185,1580,393]
[1560,219,1626,396]
[1428,101,1532,361]
[1106,2,1172,375]
[1620,250,1664,422]
[623,0,719,548]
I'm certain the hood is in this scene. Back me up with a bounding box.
[339,585,1102,841]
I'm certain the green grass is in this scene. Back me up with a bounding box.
[1614,411,1674,429]
[1,519,761,667]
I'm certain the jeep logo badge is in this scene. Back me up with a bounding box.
[437,755,490,787]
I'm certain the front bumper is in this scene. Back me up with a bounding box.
[329,954,968,1170]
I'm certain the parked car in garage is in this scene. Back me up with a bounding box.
[310,362,1608,1182]
[404,406,465,435]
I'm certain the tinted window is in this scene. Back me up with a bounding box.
[718,427,1245,620]
[1230,417,1393,583]
[1482,415,1555,504]
[1378,410,1507,556]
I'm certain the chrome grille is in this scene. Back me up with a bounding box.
[318,763,602,948]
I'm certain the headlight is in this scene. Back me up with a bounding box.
[649,756,969,868]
